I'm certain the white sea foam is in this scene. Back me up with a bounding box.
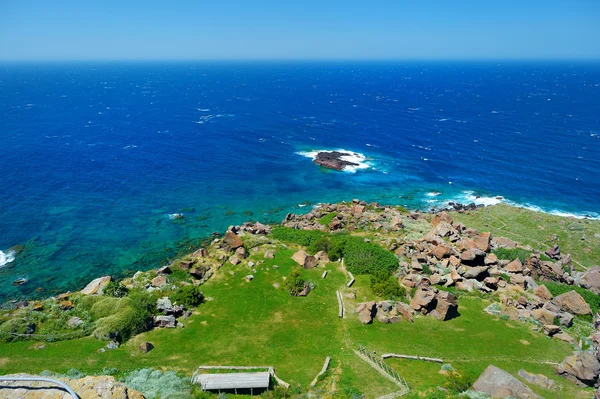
[434,191,600,220]
[0,250,16,268]
[426,192,441,197]
[296,149,371,173]
[168,213,184,220]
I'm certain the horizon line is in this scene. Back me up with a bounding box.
[1,57,600,63]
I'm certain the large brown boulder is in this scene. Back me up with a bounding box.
[554,291,592,315]
[410,287,436,312]
[292,250,308,266]
[581,266,600,295]
[432,245,450,260]
[533,285,553,300]
[532,308,556,325]
[223,231,243,250]
[430,291,458,321]
[556,351,600,387]
[356,301,376,324]
[505,259,523,273]
[473,365,541,399]
[0,374,145,399]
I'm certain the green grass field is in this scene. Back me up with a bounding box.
[1,206,599,398]
[451,204,600,269]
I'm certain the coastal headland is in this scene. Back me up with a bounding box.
[1,201,599,399]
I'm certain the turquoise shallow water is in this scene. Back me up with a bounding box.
[0,61,599,301]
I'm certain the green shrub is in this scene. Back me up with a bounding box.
[500,273,511,283]
[422,264,432,275]
[444,370,476,393]
[318,212,337,226]
[544,282,600,314]
[271,227,325,247]
[103,281,129,298]
[93,290,156,341]
[171,285,204,307]
[492,248,531,263]
[123,368,192,399]
[285,270,307,296]
[370,270,405,300]
[91,297,127,318]
[0,318,35,342]
[342,236,398,275]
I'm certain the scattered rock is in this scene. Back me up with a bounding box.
[554,291,592,315]
[153,315,176,328]
[223,231,243,250]
[67,316,84,328]
[517,369,557,390]
[264,250,275,259]
[156,265,171,275]
[229,256,240,265]
[533,285,553,300]
[81,276,111,295]
[505,259,524,273]
[357,301,376,324]
[581,266,600,295]
[139,341,154,353]
[151,275,168,288]
[235,247,247,259]
[189,267,206,280]
[245,274,254,281]
[556,351,600,387]
[473,364,542,399]
[106,340,119,349]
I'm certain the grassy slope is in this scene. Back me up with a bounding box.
[0,207,598,398]
[450,204,600,269]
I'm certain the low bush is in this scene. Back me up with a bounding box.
[444,370,476,393]
[271,227,325,247]
[0,318,35,342]
[544,282,600,314]
[342,236,398,275]
[122,368,192,399]
[318,212,337,226]
[370,270,405,300]
[285,270,307,296]
[103,281,129,298]
[171,285,204,307]
[492,248,531,263]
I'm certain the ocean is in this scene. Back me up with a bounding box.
[1,61,599,301]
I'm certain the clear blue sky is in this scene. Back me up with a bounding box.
[1,0,599,60]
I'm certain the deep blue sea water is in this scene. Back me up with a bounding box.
[1,61,599,301]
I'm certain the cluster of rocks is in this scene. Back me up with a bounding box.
[291,249,330,269]
[355,300,414,324]
[410,283,459,321]
[555,313,600,396]
[283,199,407,232]
[313,151,359,171]
[152,296,188,329]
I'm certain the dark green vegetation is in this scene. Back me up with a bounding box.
[284,270,307,296]
[492,247,533,263]
[172,285,205,307]
[369,270,405,300]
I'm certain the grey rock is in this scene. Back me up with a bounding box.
[473,365,542,399]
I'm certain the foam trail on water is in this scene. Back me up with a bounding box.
[0,250,16,268]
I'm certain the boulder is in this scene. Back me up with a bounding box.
[410,287,436,312]
[151,275,168,288]
[81,276,111,295]
[139,341,154,353]
[484,253,499,265]
[156,265,171,275]
[156,297,174,314]
[430,291,458,321]
[153,315,176,328]
[554,291,592,315]
[304,255,318,269]
[0,374,145,399]
[545,245,561,260]
[264,250,275,259]
[473,365,542,399]
[229,256,240,265]
[67,316,84,328]
[517,369,557,390]
[505,258,523,273]
[494,237,517,249]
[292,250,308,266]
[461,266,489,280]
[473,234,491,252]
[533,285,553,300]
[581,266,600,295]
[556,351,600,387]
[235,247,247,259]
[532,308,556,325]
[357,301,376,324]
[431,212,453,227]
[189,267,206,280]
[395,302,414,323]
[223,231,243,250]
[432,245,450,260]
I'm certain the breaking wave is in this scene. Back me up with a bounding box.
[0,250,16,268]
